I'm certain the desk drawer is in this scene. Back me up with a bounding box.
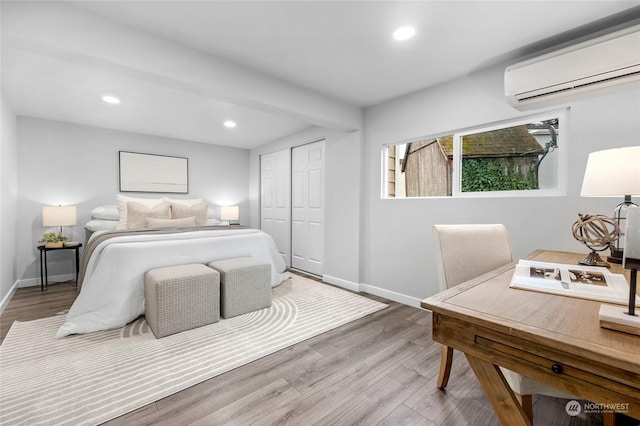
[432,313,640,417]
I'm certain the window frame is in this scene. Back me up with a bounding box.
[382,109,569,199]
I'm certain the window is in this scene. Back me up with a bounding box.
[383,112,566,198]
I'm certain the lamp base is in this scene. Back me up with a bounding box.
[578,251,610,268]
[607,248,623,264]
[599,304,640,336]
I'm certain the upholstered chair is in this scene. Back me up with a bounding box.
[432,224,615,425]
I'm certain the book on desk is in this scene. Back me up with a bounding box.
[509,259,639,306]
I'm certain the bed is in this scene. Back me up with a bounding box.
[56,197,287,338]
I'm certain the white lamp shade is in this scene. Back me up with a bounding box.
[220,206,239,221]
[580,146,640,196]
[42,205,77,227]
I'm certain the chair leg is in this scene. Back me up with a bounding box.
[437,345,454,390]
[514,393,533,423]
[603,412,616,426]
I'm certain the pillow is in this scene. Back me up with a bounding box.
[146,216,196,229]
[117,194,164,229]
[163,197,203,207]
[85,219,119,232]
[207,218,221,226]
[171,202,207,226]
[126,201,171,229]
[207,206,216,219]
[90,205,119,220]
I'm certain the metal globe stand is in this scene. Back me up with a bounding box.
[571,214,619,268]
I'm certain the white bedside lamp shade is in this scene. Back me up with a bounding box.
[220,206,239,225]
[43,205,77,232]
[580,146,640,197]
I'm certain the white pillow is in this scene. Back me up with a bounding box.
[207,218,221,226]
[116,194,164,229]
[207,206,217,219]
[162,197,203,207]
[90,205,119,220]
[85,219,119,232]
[126,201,171,229]
[146,216,196,229]
[170,202,208,226]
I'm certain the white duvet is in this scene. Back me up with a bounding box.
[57,228,287,338]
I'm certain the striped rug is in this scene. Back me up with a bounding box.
[0,275,386,426]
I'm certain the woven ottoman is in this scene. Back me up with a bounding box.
[207,257,272,318]
[145,263,220,338]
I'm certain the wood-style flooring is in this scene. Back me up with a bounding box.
[1,279,636,426]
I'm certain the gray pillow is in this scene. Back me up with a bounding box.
[170,202,207,226]
[146,216,196,229]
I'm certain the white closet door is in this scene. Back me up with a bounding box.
[260,149,291,267]
[291,140,325,275]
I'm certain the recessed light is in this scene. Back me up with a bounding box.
[393,26,416,41]
[102,95,120,104]
[224,120,237,128]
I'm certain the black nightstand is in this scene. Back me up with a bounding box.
[37,243,82,291]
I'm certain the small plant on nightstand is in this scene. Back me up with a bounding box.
[39,231,68,248]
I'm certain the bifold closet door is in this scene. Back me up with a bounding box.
[260,149,291,267]
[291,141,325,275]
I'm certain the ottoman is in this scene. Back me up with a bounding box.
[207,257,272,318]
[144,263,220,338]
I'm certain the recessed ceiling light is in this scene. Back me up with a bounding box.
[393,26,416,41]
[224,120,237,128]
[102,95,120,104]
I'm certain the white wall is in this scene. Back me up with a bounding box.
[16,117,250,284]
[362,63,640,306]
[249,126,362,287]
[1,94,18,308]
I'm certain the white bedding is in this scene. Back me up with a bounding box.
[57,228,287,338]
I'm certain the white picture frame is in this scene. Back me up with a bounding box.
[119,151,188,193]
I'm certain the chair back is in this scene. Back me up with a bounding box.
[433,224,513,291]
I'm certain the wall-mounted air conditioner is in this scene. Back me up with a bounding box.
[505,24,640,110]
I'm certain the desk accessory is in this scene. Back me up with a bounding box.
[599,206,640,335]
[571,213,618,267]
[580,146,640,263]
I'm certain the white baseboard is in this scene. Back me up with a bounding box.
[359,282,425,309]
[0,280,19,316]
[322,274,360,292]
[322,274,426,310]
[19,273,75,288]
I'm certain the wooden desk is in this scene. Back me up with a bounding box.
[421,250,640,426]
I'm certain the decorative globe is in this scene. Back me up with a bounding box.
[571,214,619,251]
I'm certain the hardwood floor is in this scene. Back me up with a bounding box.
[1,280,635,426]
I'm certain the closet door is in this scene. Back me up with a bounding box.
[291,140,325,275]
[260,149,291,267]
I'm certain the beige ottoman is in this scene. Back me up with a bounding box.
[207,257,271,318]
[145,263,220,338]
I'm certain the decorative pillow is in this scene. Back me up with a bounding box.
[90,205,119,220]
[85,219,119,232]
[162,197,203,207]
[116,194,164,229]
[126,201,171,229]
[146,216,196,229]
[170,202,207,226]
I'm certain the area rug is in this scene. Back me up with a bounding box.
[0,275,387,426]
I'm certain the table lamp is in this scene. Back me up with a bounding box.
[599,206,640,335]
[580,146,640,263]
[42,205,77,235]
[220,206,239,225]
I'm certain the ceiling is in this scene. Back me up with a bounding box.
[2,1,640,149]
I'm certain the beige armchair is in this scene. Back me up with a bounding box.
[432,224,614,425]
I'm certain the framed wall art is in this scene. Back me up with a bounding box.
[119,151,188,193]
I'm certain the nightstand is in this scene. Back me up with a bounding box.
[37,243,82,291]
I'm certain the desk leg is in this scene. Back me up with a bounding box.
[465,354,532,426]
